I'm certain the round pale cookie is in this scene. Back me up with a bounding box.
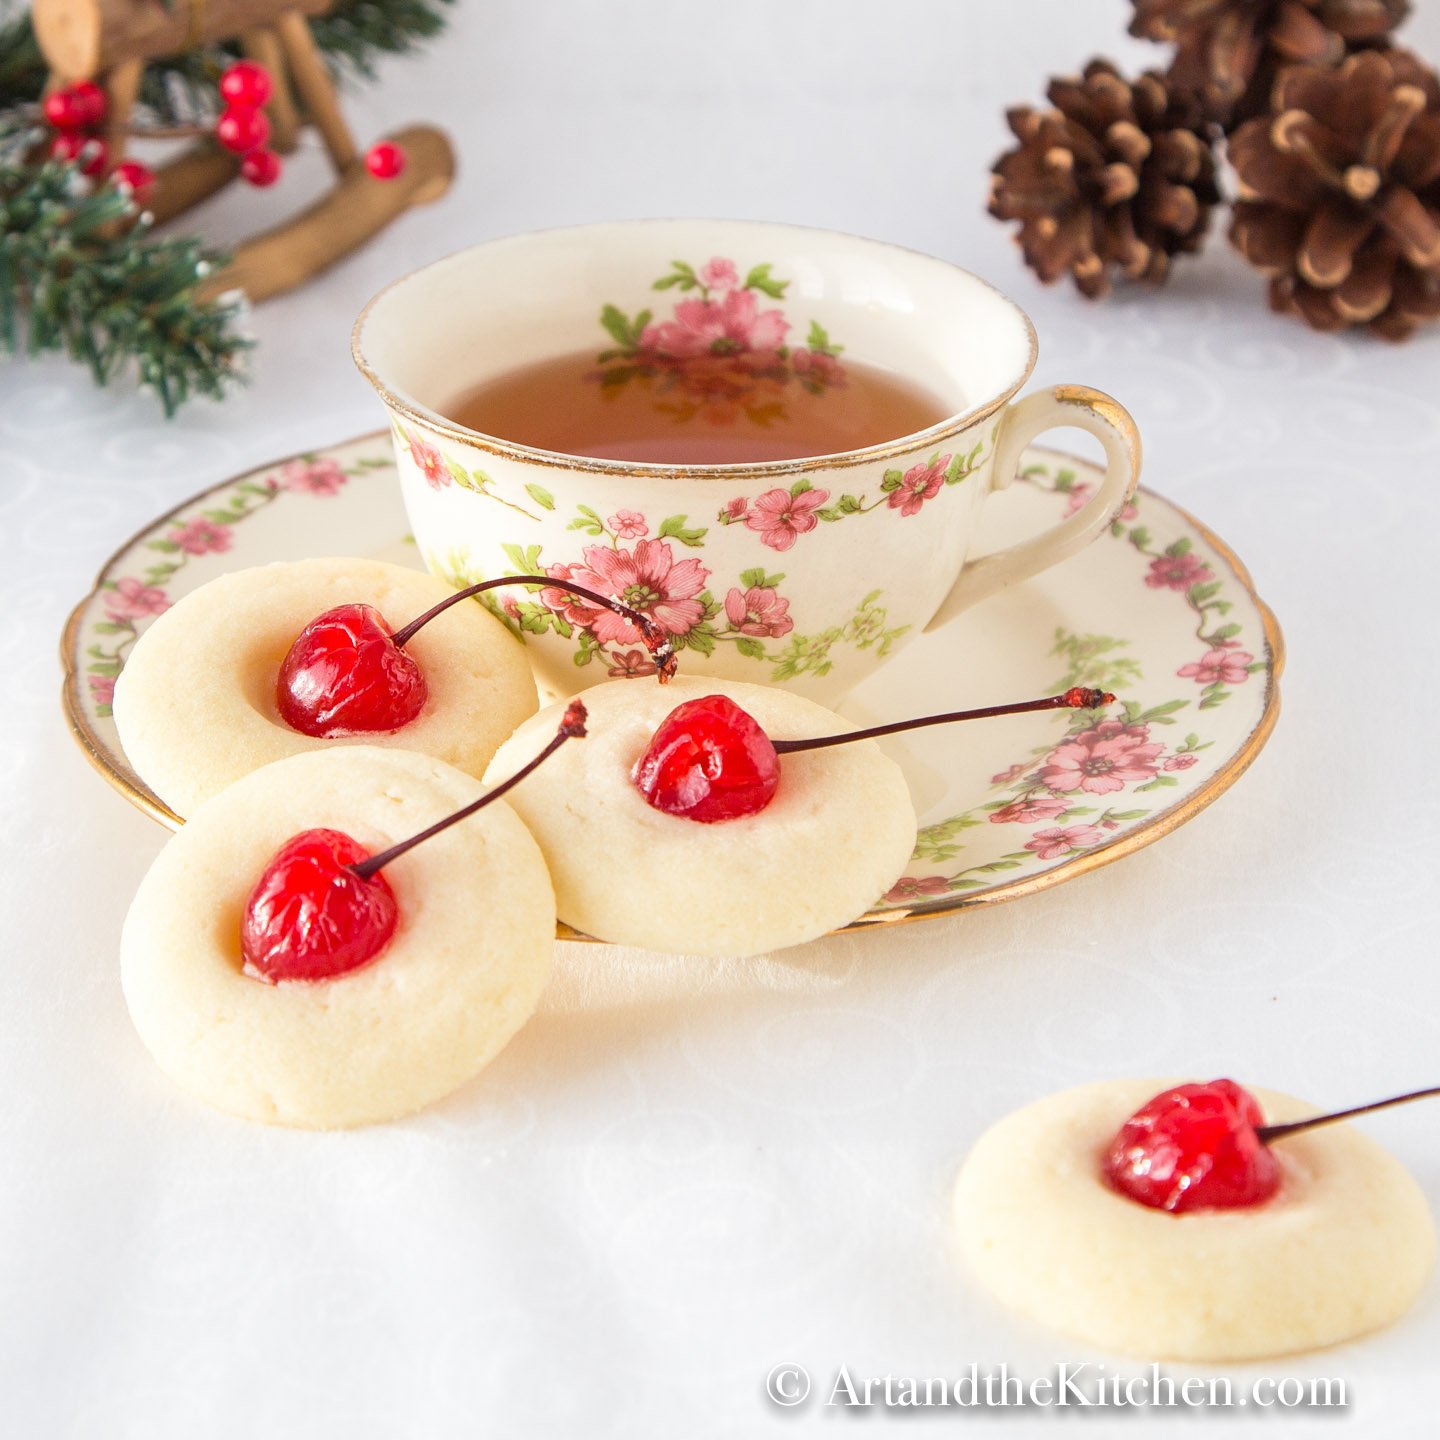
[121,746,555,1128]
[485,676,917,956]
[113,557,537,815]
[953,1078,1435,1361]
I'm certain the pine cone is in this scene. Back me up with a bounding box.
[989,60,1221,299]
[1130,0,1410,129]
[1229,48,1440,339]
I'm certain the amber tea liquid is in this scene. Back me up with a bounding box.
[444,348,953,465]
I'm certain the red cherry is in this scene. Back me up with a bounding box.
[111,160,154,198]
[632,695,780,823]
[241,828,398,984]
[43,80,106,131]
[215,105,270,155]
[218,60,273,109]
[239,148,283,187]
[276,603,429,738]
[1103,1079,1283,1213]
[364,141,407,180]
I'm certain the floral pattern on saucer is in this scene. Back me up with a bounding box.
[874,459,1274,910]
[79,453,388,718]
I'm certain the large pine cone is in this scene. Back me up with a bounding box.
[1131,0,1410,129]
[1229,48,1440,338]
[989,60,1221,299]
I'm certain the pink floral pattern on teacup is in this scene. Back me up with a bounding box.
[744,485,830,552]
[724,584,794,638]
[406,432,451,490]
[887,454,951,517]
[718,447,987,544]
[543,539,708,644]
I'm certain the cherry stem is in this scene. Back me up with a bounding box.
[1256,1084,1440,1145]
[770,687,1115,755]
[390,574,676,681]
[349,701,588,881]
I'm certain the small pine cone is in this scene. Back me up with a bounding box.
[989,60,1222,300]
[1229,48,1440,339]
[1130,0,1410,130]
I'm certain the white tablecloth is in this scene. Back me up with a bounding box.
[7,3,1440,1434]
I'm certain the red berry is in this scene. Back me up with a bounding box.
[48,131,85,162]
[42,90,83,132]
[241,828,398,984]
[632,695,781,823]
[239,148,283,187]
[1103,1079,1283,1213]
[276,603,429,738]
[364,141,407,180]
[218,60,273,109]
[43,80,106,131]
[111,160,154,198]
[215,105,270,155]
[71,80,107,127]
[77,136,109,178]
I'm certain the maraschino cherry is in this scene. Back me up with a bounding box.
[1104,1079,1280,1213]
[1103,1078,1440,1214]
[276,603,427,737]
[242,700,588,984]
[276,574,677,739]
[632,686,1114,824]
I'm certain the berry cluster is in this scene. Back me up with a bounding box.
[40,61,408,197]
[43,80,151,193]
[214,61,282,188]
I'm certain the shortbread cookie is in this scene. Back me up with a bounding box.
[486,677,916,955]
[121,746,554,1128]
[953,1078,1435,1361]
[113,557,536,815]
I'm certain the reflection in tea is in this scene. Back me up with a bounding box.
[444,348,954,465]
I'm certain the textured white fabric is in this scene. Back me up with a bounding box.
[5,1,1440,1434]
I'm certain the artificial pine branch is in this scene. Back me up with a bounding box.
[0,159,250,414]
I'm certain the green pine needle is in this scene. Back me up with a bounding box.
[0,159,251,416]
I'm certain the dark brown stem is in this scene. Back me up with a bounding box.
[770,687,1114,755]
[350,701,587,881]
[1257,1085,1440,1145]
[390,574,676,682]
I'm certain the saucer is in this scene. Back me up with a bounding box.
[61,433,1281,935]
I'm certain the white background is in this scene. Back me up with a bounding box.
[6,1,1440,1434]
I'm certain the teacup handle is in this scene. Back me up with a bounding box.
[925,384,1141,632]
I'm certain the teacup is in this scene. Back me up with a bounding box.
[353,219,1140,702]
